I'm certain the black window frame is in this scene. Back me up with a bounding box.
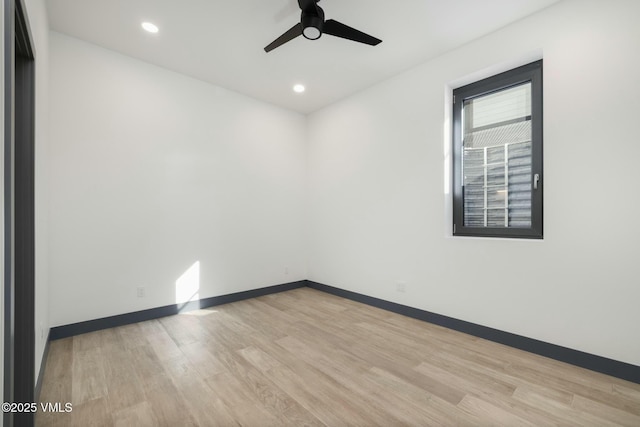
[452,60,543,239]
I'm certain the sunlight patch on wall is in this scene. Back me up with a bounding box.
[443,87,452,196]
[175,261,200,304]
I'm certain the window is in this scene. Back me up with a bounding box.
[453,60,543,239]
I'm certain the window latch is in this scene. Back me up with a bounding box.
[533,173,540,190]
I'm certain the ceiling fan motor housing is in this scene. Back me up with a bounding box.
[301,6,324,40]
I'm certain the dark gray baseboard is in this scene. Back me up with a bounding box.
[306,280,640,384]
[49,280,307,340]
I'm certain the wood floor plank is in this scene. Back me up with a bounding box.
[572,394,640,427]
[512,386,622,427]
[215,348,327,426]
[126,344,172,394]
[146,328,183,361]
[144,377,198,427]
[179,340,228,379]
[200,311,258,351]
[71,347,108,405]
[37,287,640,426]
[273,336,411,425]
[103,345,146,412]
[112,402,159,427]
[458,394,537,427]
[39,338,73,402]
[136,319,164,336]
[223,304,292,342]
[414,359,516,398]
[157,316,197,348]
[71,331,103,353]
[359,366,479,426]
[204,371,283,426]
[165,359,240,427]
[613,383,640,401]
[237,345,282,372]
[116,323,148,350]
[69,397,112,427]
[347,339,467,405]
[264,363,376,426]
[503,361,640,415]
[37,339,73,427]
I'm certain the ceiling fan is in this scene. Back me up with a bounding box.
[264,0,382,52]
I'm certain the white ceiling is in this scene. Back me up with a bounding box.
[46,0,561,114]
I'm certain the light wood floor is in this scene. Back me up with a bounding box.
[37,287,640,426]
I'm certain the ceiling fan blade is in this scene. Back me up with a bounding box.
[323,19,382,46]
[264,23,303,52]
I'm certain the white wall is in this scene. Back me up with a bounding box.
[48,33,307,327]
[48,0,640,368]
[307,0,640,366]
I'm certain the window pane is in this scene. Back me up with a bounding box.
[471,83,531,128]
[462,82,532,228]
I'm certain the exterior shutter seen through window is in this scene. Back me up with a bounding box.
[463,83,532,228]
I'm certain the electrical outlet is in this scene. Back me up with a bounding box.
[396,282,407,293]
[136,287,145,298]
[284,266,289,275]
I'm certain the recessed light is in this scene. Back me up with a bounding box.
[141,22,159,33]
[293,84,305,93]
